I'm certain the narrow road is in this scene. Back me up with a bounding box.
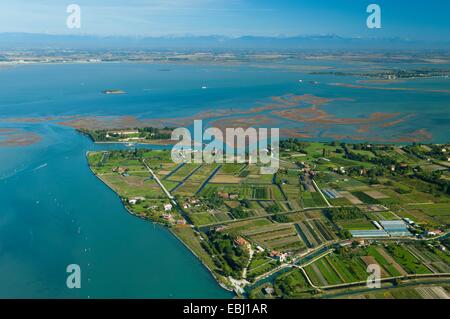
[142,159,194,225]
[311,179,332,208]
[142,159,174,200]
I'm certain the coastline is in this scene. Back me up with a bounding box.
[85,151,235,295]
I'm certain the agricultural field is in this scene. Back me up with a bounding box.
[87,140,450,298]
[241,223,307,253]
[301,191,327,208]
[246,253,279,281]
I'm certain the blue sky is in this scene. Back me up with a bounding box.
[0,0,449,40]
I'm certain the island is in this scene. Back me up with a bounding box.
[102,89,127,95]
[86,137,450,298]
[78,127,176,145]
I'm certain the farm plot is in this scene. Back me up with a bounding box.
[326,253,368,283]
[189,209,232,226]
[364,190,389,200]
[239,185,285,200]
[407,244,450,273]
[301,191,327,208]
[282,184,300,200]
[406,204,450,225]
[244,174,274,184]
[199,184,240,198]
[219,163,244,175]
[385,244,431,275]
[339,191,363,205]
[337,219,377,231]
[295,220,328,248]
[351,191,380,204]
[166,163,201,182]
[311,219,336,241]
[225,218,273,233]
[304,257,342,286]
[247,255,278,280]
[100,174,164,199]
[415,287,450,299]
[367,246,406,277]
[174,164,220,196]
[248,201,269,216]
[243,224,306,253]
[210,175,242,184]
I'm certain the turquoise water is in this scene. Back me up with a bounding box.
[0,123,232,298]
[0,62,449,298]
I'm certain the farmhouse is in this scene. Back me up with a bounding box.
[128,196,145,205]
[270,250,288,262]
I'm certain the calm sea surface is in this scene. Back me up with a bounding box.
[0,62,448,297]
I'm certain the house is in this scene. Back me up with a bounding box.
[263,287,275,295]
[113,166,129,175]
[270,250,288,262]
[176,219,187,225]
[162,213,173,221]
[339,240,352,247]
[128,196,145,205]
[256,245,265,253]
[234,236,251,251]
[426,229,443,236]
[164,203,173,211]
[215,226,226,232]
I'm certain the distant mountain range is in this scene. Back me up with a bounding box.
[1,33,449,50]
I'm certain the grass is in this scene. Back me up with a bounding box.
[315,258,342,285]
[364,246,402,277]
[386,244,431,275]
[301,191,327,207]
[352,191,380,204]
[326,253,367,283]
[337,219,376,231]
[171,226,219,273]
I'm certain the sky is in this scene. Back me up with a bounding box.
[0,0,449,41]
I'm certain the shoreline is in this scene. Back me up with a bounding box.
[85,151,235,296]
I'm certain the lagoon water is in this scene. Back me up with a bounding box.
[0,122,232,298]
[0,62,449,297]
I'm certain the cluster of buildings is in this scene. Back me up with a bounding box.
[112,166,129,176]
[351,219,413,238]
[182,198,201,209]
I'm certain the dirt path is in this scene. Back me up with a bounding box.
[312,264,328,286]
